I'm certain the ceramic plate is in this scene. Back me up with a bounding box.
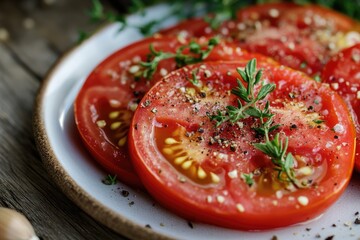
[34,4,360,240]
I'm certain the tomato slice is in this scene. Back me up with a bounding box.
[161,3,359,77]
[159,18,212,38]
[238,25,328,76]
[129,61,355,229]
[236,2,298,26]
[74,35,273,188]
[279,4,355,31]
[236,3,358,77]
[321,43,360,171]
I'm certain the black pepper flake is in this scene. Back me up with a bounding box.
[325,235,334,240]
[354,218,360,224]
[271,236,278,240]
[199,92,206,98]
[145,224,152,228]
[128,201,135,206]
[355,211,359,216]
[331,223,336,227]
[308,105,314,111]
[290,124,297,129]
[134,123,138,130]
[121,190,129,197]
[315,233,321,238]
[334,135,339,139]
[305,228,311,231]
[198,128,204,133]
[133,91,142,97]
[187,221,194,229]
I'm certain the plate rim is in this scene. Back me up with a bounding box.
[32,23,175,240]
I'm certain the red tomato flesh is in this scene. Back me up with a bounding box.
[322,43,360,171]
[74,35,272,188]
[129,61,355,229]
[160,3,359,76]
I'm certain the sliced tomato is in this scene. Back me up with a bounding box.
[322,43,360,171]
[161,3,358,76]
[129,61,355,229]
[236,3,358,76]
[158,18,212,38]
[238,25,328,76]
[74,35,272,188]
[279,4,355,31]
[236,2,298,26]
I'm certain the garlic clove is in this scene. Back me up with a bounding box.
[0,207,39,240]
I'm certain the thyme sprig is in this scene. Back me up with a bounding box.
[209,59,276,126]
[209,59,300,186]
[134,37,220,79]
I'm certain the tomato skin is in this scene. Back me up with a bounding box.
[158,18,212,38]
[322,43,360,172]
[238,26,327,76]
[236,2,298,26]
[129,61,355,229]
[74,35,273,188]
[279,4,355,31]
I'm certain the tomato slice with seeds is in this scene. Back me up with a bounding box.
[321,43,360,172]
[160,3,359,76]
[236,3,358,76]
[236,2,298,27]
[129,61,355,229]
[75,35,273,188]
[279,4,355,31]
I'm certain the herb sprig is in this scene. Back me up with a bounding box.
[133,37,220,79]
[102,174,118,185]
[209,59,300,186]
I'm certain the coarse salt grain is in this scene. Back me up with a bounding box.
[333,123,345,134]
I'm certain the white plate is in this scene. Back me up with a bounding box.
[34,4,360,240]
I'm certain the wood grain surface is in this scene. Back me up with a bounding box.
[0,0,129,239]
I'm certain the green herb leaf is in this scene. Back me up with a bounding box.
[241,173,254,187]
[102,174,117,185]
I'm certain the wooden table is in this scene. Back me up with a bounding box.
[0,0,128,239]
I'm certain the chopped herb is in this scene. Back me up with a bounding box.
[313,74,321,82]
[77,30,90,43]
[313,119,325,124]
[241,173,254,186]
[102,174,117,185]
[189,69,200,85]
[300,62,307,69]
